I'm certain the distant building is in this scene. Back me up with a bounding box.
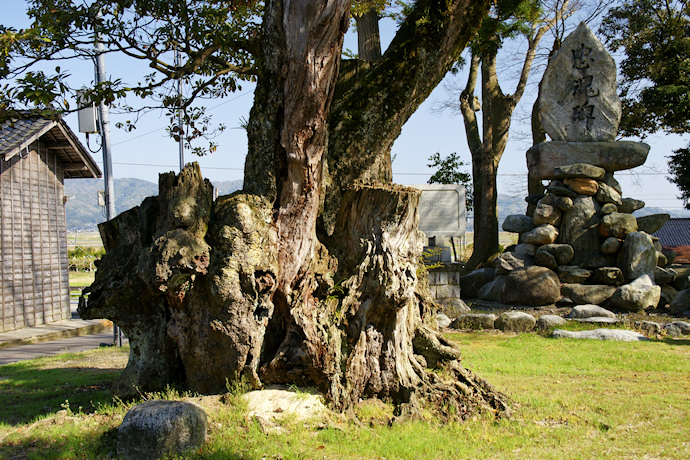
[653,218,690,264]
[0,115,101,332]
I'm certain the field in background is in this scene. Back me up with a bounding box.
[67,232,103,250]
[67,232,102,290]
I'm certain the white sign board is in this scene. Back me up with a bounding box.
[412,184,466,238]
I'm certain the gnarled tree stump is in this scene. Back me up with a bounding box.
[80,164,509,418]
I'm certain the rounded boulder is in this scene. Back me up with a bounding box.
[502,266,561,306]
[495,311,536,333]
[118,400,208,460]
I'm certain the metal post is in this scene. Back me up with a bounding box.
[176,49,184,172]
[95,25,120,346]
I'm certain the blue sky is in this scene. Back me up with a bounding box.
[4,0,688,213]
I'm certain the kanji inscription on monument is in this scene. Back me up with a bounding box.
[539,22,621,142]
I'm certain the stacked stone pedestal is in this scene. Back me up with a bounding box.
[458,23,687,313]
[495,161,677,311]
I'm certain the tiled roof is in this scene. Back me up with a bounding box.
[0,115,101,179]
[653,218,690,247]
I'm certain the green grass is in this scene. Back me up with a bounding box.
[66,232,103,250]
[69,271,95,289]
[0,348,129,427]
[1,333,689,458]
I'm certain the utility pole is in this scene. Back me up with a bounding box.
[94,24,120,346]
[95,50,115,221]
[176,49,184,172]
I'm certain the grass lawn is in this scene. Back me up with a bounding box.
[69,271,95,289]
[1,331,688,458]
[66,232,103,250]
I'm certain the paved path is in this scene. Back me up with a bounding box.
[0,298,126,366]
[0,331,120,365]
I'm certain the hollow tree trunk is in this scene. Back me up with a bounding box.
[80,0,509,418]
[83,169,509,416]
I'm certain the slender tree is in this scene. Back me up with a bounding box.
[459,0,571,270]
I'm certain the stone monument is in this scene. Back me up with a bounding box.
[415,183,466,263]
[464,23,678,311]
[528,22,649,179]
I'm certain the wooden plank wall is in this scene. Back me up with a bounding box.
[0,141,70,332]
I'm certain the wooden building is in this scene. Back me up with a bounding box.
[0,115,101,332]
[653,218,690,264]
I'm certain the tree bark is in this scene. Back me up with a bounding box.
[529,38,563,200]
[322,0,492,235]
[461,10,560,269]
[356,8,382,61]
[461,50,514,269]
[528,96,547,202]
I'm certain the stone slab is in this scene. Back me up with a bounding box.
[539,22,621,142]
[527,141,649,180]
[552,328,649,341]
[414,184,466,238]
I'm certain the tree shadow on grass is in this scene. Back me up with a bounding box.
[649,337,690,346]
[0,363,121,425]
[0,425,121,459]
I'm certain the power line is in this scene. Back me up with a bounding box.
[111,91,252,146]
[93,160,244,171]
[394,171,673,176]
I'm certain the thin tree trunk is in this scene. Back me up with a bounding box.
[528,37,562,200]
[356,8,382,61]
[528,97,547,200]
[461,11,558,268]
[466,149,501,269]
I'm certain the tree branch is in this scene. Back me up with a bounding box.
[460,53,482,155]
[322,0,492,234]
[512,0,570,104]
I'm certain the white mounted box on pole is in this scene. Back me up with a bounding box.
[76,89,98,134]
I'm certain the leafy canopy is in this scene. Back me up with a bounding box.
[427,152,473,210]
[0,0,263,154]
[601,0,690,209]
[471,0,543,56]
[600,0,690,137]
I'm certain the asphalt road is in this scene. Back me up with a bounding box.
[0,332,126,365]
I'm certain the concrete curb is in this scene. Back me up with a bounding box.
[0,319,113,349]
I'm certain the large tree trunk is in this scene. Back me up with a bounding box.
[80,0,509,418]
[323,0,492,235]
[82,167,510,416]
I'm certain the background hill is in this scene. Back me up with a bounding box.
[66,181,689,232]
[65,178,243,231]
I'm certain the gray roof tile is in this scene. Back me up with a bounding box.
[652,218,690,247]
